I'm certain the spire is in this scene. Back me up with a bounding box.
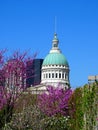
[52,17,59,48]
[54,16,57,33]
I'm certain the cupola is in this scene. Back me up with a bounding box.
[41,33,70,89]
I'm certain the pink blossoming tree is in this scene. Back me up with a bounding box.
[0,50,35,128]
[37,86,73,117]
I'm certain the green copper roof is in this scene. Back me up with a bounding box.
[42,52,69,66]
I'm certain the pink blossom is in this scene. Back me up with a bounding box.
[37,86,73,116]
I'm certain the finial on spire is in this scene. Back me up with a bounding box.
[53,33,58,41]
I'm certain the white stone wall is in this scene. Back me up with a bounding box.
[41,64,70,89]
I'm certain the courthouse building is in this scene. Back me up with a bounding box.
[29,33,70,93]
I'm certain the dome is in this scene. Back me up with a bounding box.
[42,52,69,66]
[41,33,70,89]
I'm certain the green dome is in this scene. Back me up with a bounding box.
[42,52,69,66]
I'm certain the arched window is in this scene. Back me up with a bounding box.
[62,73,64,79]
[56,73,58,78]
[49,73,51,78]
[59,73,61,78]
[46,73,48,78]
[52,73,54,78]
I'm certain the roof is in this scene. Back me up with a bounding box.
[42,52,69,66]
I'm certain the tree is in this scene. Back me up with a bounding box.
[0,50,36,128]
[68,87,84,130]
[37,86,73,117]
[3,105,45,130]
[83,83,98,130]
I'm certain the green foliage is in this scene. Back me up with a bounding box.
[2,106,69,130]
[2,105,45,130]
[0,92,38,129]
[68,87,84,130]
[83,83,98,130]
[3,90,69,130]
[68,83,98,130]
[1,83,98,130]
[14,93,38,113]
[41,116,68,130]
[0,104,13,129]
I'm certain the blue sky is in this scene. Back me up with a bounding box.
[0,0,98,88]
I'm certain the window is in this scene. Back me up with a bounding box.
[62,73,64,79]
[56,73,58,78]
[59,73,61,78]
[49,73,51,78]
[46,73,48,78]
[52,73,54,78]
[53,44,57,47]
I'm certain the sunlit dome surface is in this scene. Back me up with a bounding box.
[42,33,69,66]
[42,52,69,66]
